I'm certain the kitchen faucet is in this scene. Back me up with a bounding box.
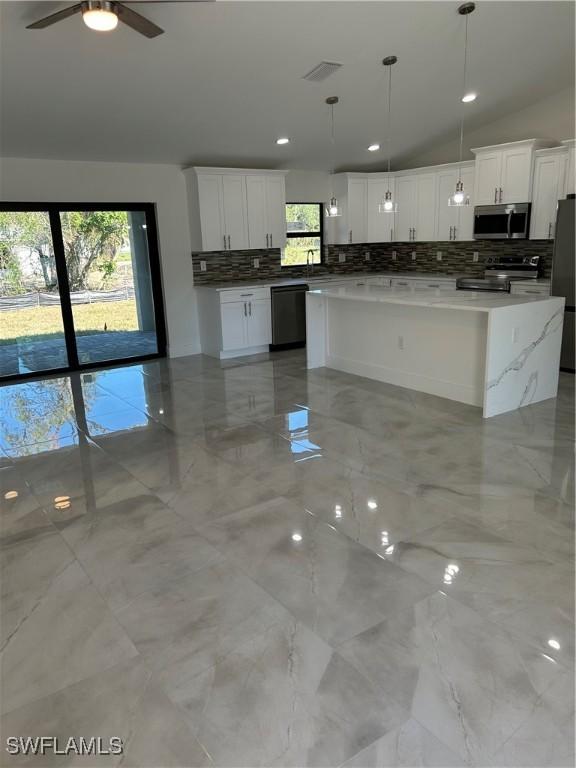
[306,249,315,278]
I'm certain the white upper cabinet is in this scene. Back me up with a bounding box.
[414,174,437,241]
[457,166,475,240]
[471,140,551,205]
[436,169,459,241]
[367,178,396,242]
[347,178,368,244]
[221,174,248,250]
[394,176,417,241]
[185,168,287,252]
[393,172,437,241]
[530,148,568,240]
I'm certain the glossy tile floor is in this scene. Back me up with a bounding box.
[1,350,574,767]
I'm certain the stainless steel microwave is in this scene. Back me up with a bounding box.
[473,203,531,240]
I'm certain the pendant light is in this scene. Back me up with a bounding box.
[325,96,342,218]
[378,56,398,214]
[449,2,475,207]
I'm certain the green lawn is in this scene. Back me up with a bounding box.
[0,300,139,344]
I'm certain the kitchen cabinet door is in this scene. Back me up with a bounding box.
[222,174,248,250]
[395,176,416,241]
[414,174,437,241]
[347,179,367,243]
[265,176,287,249]
[221,302,247,351]
[530,155,564,239]
[456,166,475,240]
[474,151,502,205]
[245,175,268,249]
[246,299,272,347]
[500,145,532,203]
[436,170,458,241]
[367,178,395,242]
[197,174,225,251]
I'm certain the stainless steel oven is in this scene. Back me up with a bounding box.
[473,203,531,240]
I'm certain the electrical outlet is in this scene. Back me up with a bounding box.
[436,251,443,262]
[364,251,371,261]
[200,260,207,272]
[473,251,479,263]
[253,258,260,268]
[398,335,404,351]
[339,252,346,263]
[392,251,397,261]
[411,251,417,261]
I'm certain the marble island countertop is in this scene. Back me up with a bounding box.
[308,284,561,313]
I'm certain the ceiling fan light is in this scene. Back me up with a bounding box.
[82,2,118,32]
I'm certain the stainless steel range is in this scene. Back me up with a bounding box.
[456,254,540,292]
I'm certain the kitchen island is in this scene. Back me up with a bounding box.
[306,284,564,417]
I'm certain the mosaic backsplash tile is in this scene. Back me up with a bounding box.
[192,240,554,285]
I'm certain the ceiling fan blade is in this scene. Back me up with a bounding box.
[26,3,83,29]
[116,3,164,37]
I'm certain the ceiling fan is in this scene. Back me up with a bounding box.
[26,1,211,38]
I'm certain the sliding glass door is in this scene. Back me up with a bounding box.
[0,204,165,381]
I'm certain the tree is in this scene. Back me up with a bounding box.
[59,211,129,291]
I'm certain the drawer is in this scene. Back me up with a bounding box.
[390,278,412,288]
[416,280,456,290]
[219,286,271,303]
[364,277,391,287]
[510,285,551,296]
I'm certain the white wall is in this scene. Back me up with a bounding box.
[400,88,575,169]
[285,170,331,203]
[0,157,199,357]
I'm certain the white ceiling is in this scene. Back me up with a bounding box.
[1,1,574,170]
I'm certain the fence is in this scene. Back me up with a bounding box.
[0,287,135,312]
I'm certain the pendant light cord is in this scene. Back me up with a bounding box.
[458,13,469,172]
[386,63,392,176]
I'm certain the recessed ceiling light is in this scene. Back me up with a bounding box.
[367,143,381,152]
[462,92,477,103]
[276,137,290,145]
[291,532,303,542]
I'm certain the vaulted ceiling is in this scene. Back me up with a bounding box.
[1,1,574,170]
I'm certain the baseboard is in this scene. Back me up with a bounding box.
[219,345,270,360]
[167,342,202,358]
[326,354,483,407]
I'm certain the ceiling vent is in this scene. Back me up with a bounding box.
[302,61,342,83]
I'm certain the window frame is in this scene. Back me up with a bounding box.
[0,201,167,383]
[282,202,324,269]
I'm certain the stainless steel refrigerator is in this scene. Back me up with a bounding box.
[551,195,575,372]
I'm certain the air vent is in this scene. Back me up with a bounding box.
[302,61,342,82]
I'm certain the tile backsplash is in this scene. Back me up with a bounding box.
[192,240,554,284]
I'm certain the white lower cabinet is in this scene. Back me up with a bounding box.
[197,287,271,358]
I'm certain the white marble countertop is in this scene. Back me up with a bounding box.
[195,272,463,291]
[308,284,563,313]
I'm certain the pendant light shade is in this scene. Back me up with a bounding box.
[449,2,475,207]
[325,97,342,218]
[378,56,398,214]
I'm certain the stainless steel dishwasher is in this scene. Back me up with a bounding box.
[270,283,309,350]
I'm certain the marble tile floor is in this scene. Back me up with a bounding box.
[0,349,573,767]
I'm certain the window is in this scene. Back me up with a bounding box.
[0,203,166,381]
[282,203,323,267]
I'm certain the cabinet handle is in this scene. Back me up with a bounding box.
[449,226,453,240]
[413,228,416,240]
[548,222,553,239]
[249,301,252,316]
[390,228,394,241]
[349,230,353,243]
[266,234,269,247]
[453,226,457,240]
[243,302,247,317]
[428,284,440,288]
[227,235,231,250]
[494,188,498,204]
[270,234,273,247]
[240,293,253,297]
[223,235,227,250]
[499,188,503,203]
